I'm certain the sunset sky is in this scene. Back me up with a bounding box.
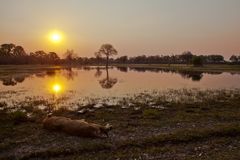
[0,0,239,58]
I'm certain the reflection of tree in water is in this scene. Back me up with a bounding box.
[179,71,204,81]
[63,67,78,80]
[2,78,17,86]
[1,75,26,86]
[94,67,102,78]
[98,67,118,89]
[128,67,225,82]
[116,66,128,72]
[0,68,79,86]
[14,76,25,83]
[46,70,56,77]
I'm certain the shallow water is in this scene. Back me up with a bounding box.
[0,66,240,99]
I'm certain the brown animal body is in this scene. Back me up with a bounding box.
[43,116,112,138]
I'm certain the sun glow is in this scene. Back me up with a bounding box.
[49,31,63,43]
[52,83,62,93]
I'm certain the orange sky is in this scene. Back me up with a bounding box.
[0,0,239,59]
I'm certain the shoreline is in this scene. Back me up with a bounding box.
[1,64,240,73]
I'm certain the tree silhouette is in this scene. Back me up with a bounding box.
[0,44,28,64]
[1,43,15,56]
[64,49,78,64]
[192,56,203,66]
[230,55,238,63]
[95,44,117,68]
[180,51,193,64]
[115,56,128,63]
[13,46,26,57]
[48,52,60,60]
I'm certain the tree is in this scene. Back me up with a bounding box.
[95,44,117,68]
[13,46,26,57]
[94,52,104,65]
[180,51,193,64]
[230,55,238,63]
[33,51,48,64]
[0,44,27,64]
[0,43,15,56]
[48,52,60,63]
[64,49,77,64]
[192,56,203,66]
[115,56,128,64]
[206,55,224,63]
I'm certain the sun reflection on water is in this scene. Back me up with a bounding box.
[49,81,64,111]
[52,84,62,93]
[48,78,65,95]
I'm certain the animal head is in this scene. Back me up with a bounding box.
[100,123,113,137]
[105,123,113,130]
[47,113,53,118]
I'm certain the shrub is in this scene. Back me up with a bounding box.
[192,56,203,66]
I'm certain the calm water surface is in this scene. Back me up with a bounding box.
[0,66,240,100]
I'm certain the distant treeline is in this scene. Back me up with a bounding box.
[0,43,240,65]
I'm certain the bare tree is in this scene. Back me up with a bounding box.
[95,44,117,68]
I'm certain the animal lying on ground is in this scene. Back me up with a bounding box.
[43,116,112,138]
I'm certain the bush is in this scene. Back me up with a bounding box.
[192,56,203,66]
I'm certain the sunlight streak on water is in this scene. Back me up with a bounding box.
[52,83,62,93]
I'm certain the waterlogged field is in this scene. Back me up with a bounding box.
[0,65,240,108]
[0,65,240,160]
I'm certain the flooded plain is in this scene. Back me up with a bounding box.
[1,66,240,96]
[0,65,240,110]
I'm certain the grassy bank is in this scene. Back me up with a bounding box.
[1,64,240,73]
[113,64,240,73]
[0,89,240,159]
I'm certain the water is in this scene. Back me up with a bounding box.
[0,66,240,99]
[0,66,240,110]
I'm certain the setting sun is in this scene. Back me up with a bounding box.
[49,31,63,43]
